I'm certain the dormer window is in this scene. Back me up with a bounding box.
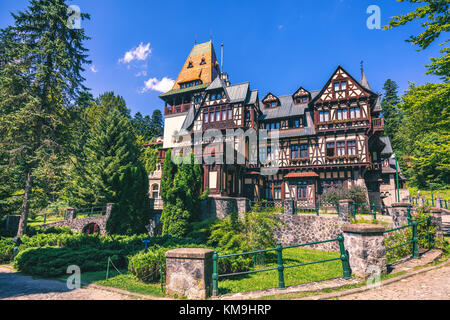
[334,81,347,92]
[210,92,223,101]
[295,96,309,104]
[187,62,193,68]
[200,58,206,65]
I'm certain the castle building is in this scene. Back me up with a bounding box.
[151,41,402,206]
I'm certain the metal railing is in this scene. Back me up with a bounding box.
[383,217,434,263]
[212,234,351,296]
[73,205,107,219]
[408,196,448,209]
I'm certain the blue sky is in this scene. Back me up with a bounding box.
[0,0,445,117]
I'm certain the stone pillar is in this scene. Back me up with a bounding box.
[418,197,425,207]
[343,224,387,278]
[236,198,249,214]
[65,208,75,221]
[106,203,113,217]
[339,199,354,223]
[391,203,411,228]
[283,200,295,215]
[426,208,444,240]
[165,248,214,299]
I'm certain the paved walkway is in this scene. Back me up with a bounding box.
[0,266,137,300]
[339,263,450,300]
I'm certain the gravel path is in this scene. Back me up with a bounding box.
[0,266,137,300]
[339,263,450,300]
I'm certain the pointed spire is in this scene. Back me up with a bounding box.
[360,61,372,90]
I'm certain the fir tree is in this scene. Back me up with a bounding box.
[66,108,140,206]
[381,79,402,141]
[0,0,90,235]
[106,164,150,235]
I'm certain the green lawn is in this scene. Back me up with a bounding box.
[60,268,165,298]
[217,248,342,295]
[27,215,65,226]
[408,187,450,201]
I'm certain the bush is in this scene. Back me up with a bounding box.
[208,208,282,252]
[321,185,368,204]
[0,238,14,263]
[14,246,126,277]
[26,226,73,237]
[128,247,166,283]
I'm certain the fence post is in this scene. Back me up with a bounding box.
[372,204,376,220]
[427,216,432,249]
[315,202,319,216]
[412,220,419,258]
[338,233,352,279]
[212,251,219,297]
[106,257,110,280]
[337,201,340,217]
[43,213,47,224]
[276,243,285,289]
[352,202,356,219]
[407,206,411,223]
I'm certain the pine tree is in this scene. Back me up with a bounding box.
[0,0,90,235]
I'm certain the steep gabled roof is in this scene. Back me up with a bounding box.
[310,65,378,105]
[160,41,220,98]
[226,82,249,103]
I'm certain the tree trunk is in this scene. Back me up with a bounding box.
[17,171,33,236]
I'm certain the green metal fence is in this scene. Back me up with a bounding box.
[74,205,107,219]
[211,234,351,296]
[383,217,434,263]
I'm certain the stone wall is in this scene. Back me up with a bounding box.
[41,204,113,236]
[274,214,343,252]
[42,215,109,235]
[200,196,248,220]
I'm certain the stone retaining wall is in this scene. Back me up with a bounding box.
[42,215,109,235]
[274,214,343,252]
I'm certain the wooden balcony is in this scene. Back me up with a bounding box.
[372,118,384,132]
[164,103,191,116]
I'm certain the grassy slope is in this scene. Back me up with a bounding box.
[218,248,342,295]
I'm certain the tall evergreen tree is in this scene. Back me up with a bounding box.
[160,153,204,237]
[0,0,90,235]
[66,108,140,206]
[150,109,164,137]
[381,79,402,141]
[106,165,150,235]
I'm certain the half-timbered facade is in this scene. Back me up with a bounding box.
[153,41,397,205]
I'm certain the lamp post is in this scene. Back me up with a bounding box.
[394,153,400,203]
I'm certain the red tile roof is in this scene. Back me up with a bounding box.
[284,172,319,178]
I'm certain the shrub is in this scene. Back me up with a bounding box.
[321,185,368,204]
[14,246,126,277]
[208,208,282,252]
[0,238,14,263]
[26,226,73,237]
[128,247,166,283]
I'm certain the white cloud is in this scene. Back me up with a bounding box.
[141,77,175,93]
[90,65,98,73]
[119,42,152,64]
[135,70,147,77]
